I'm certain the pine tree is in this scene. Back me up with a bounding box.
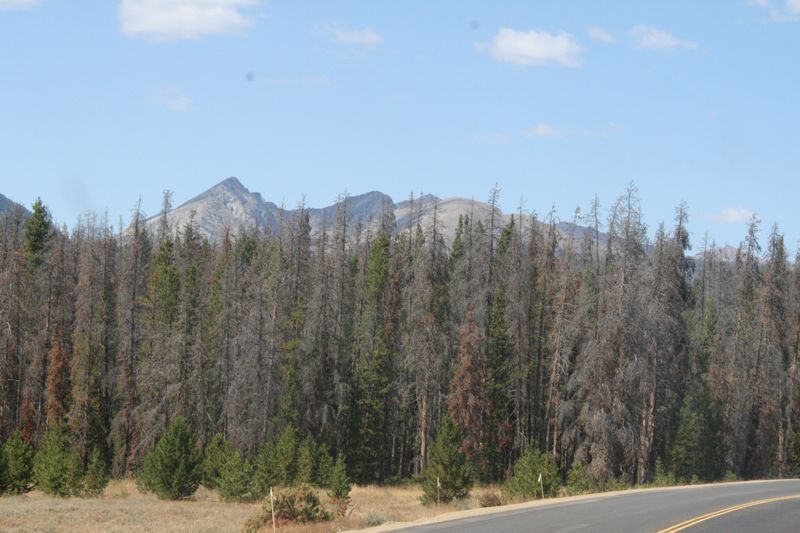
[296,436,316,485]
[201,433,233,489]
[349,230,393,483]
[251,442,275,499]
[484,289,514,479]
[137,416,200,500]
[33,424,83,497]
[140,236,181,444]
[2,430,33,493]
[421,417,471,505]
[789,424,800,475]
[24,198,51,268]
[217,448,254,502]
[504,447,559,499]
[273,424,298,486]
[83,447,109,497]
[566,460,598,495]
[327,452,351,516]
[315,444,334,487]
[69,220,108,464]
[449,307,490,478]
[670,386,722,482]
[0,444,6,492]
[111,201,150,476]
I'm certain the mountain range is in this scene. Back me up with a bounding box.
[143,177,562,245]
[0,194,28,218]
[0,180,742,263]
[137,179,753,264]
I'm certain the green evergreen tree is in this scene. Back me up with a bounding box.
[250,443,275,499]
[653,457,676,486]
[277,296,305,428]
[33,424,83,497]
[327,452,351,516]
[24,197,52,268]
[670,386,723,483]
[315,444,334,487]
[421,417,471,505]
[2,430,33,494]
[348,231,394,484]
[201,433,233,489]
[789,424,800,475]
[137,417,200,499]
[83,447,109,497]
[296,436,316,485]
[217,448,254,502]
[505,447,559,499]
[566,460,598,495]
[0,443,7,492]
[273,424,298,486]
[484,289,514,480]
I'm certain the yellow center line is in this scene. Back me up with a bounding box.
[657,494,800,533]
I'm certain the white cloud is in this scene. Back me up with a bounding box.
[588,27,615,43]
[0,0,39,10]
[152,85,191,112]
[480,28,582,67]
[120,0,259,41]
[524,123,564,139]
[631,25,696,50]
[523,122,622,140]
[326,23,383,48]
[709,207,755,224]
[749,0,800,21]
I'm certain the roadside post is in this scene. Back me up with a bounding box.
[270,486,277,532]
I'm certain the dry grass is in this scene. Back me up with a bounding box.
[0,481,502,532]
[0,480,259,533]
[246,484,503,532]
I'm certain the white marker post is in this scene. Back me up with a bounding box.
[270,486,276,533]
[538,473,544,499]
[437,476,441,508]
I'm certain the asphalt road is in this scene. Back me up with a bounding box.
[396,480,800,533]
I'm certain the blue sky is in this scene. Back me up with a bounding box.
[1,0,798,251]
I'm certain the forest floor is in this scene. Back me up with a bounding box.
[0,480,502,532]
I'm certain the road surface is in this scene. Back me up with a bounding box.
[395,480,800,532]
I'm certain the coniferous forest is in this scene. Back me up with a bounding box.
[2,184,799,493]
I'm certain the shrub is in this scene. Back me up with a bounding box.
[83,448,109,497]
[33,424,83,497]
[201,433,233,489]
[217,448,254,502]
[479,491,503,507]
[243,484,331,532]
[137,416,201,500]
[653,457,676,487]
[3,430,33,494]
[566,460,599,495]
[273,484,331,523]
[504,447,559,500]
[365,512,387,526]
[327,452,351,517]
[421,416,471,505]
